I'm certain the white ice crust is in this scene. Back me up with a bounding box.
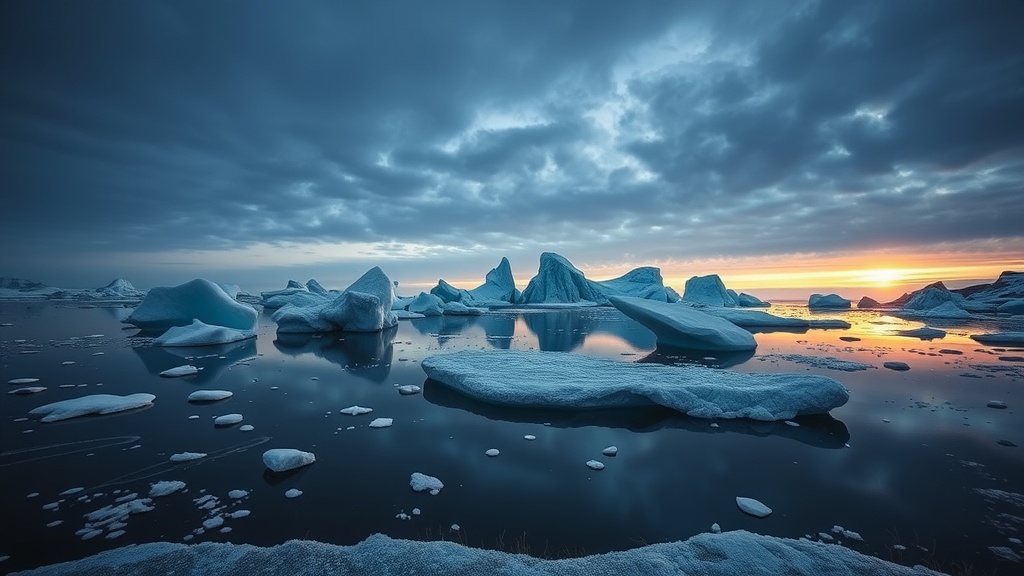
[421,350,848,421]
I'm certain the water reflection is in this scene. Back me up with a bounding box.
[421,379,849,448]
[133,338,258,384]
[523,309,656,351]
[273,327,396,383]
[637,345,756,369]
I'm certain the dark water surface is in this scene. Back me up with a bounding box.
[1,301,1023,573]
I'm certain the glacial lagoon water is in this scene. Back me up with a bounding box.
[1,301,1023,573]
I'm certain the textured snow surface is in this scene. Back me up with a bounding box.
[736,497,773,518]
[421,350,848,421]
[148,481,186,497]
[609,296,757,351]
[126,278,257,331]
[409,473,444,495]
[262,449,316,472]
[154,320,256,347]
[12,530,942,576]
[518,252,607,305]
[29,393,155,422]
[271,267,398,333]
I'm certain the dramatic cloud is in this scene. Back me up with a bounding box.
[1,0,1021,289]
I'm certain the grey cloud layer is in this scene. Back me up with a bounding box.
[1,0,1021,271]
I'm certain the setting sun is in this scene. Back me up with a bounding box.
[857,268,906,286]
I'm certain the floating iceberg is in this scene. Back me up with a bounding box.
[260,280,309,308]
[857,296,882,309]
[43,278,146,301]
[159,365,200,378]
[901,285,966,311]
[29,393,155,422]
[408,292,445,316]
[410,472,443,494]
[187,390,232,402]
[808,294,851,309]
[518,253,608,305]
[262,448,316,472]
[736,292,770,308]
[972,332,1024,346]
[468,257,520,304]
[13,529,943,575]
[997,299,1024,315]
[895,326,946,340]
[421,350,848,421]
[154,320,256,347]
[609,296,757,351]
[897,301,972,319]
[126,279,257,331]
[442,301,483,316]
[699,308,848,329]
[271,267,398,333]
[595,267,676,302]
[736,497,772,518]
[681,275,738,307]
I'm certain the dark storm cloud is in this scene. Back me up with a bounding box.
[1,0,1021,284]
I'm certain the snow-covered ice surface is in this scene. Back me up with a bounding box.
[29,394,156,422]
[154,320,256,347]
[972,332,1024,346]
[808,294,852,309]
[698,307,849,329]
[148,481,186,498]
[125,278,256,331]
[422,350,848,420]
[11,531,943,576]
[158,365,199,377]
[187,390,233,402]
[270,267,398,333]
[609,296,757,351]
[736,497,773,518]
[410,473,444,495]
[764,354,872,372]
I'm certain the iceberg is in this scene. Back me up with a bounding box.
[518,253,608,305]
[126,279,257,331]
[971,332,1024,346]
[468,257,520,304]
[408,292,445,316]
[421,350,848,420]
[271,267,398,333]
[29,393,156,422]
[898,301,972,319]
[154,320,256,347]
[442,301,483,316]
[894,326,946,340]
[808,294,851,309]
[262,448,316,473]
[217,283,241,299]
[429,279,466,303]
[736,292,770,308]
[595,267,676,302]
[856,296,881,309]
[159,365,199,378]
[609,296,757,351]
[12,530,942,576]
[997,299,1024,315]
[43,278,145,302]
[262,291,328,312]
[306,279,329,296]
[901,285,966,311]
[682,275,738,307]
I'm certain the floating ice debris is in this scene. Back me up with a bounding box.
[8,386,46,395]
[160,365,200,378]
[228,510,251,519]
[27,492,39,498]
[395,513,411,520]
[188,415,199,420]
[214,413,243,426]
[239,424,254,432]
[818,532,835,543]
[203,516,224,529]
[710,423,720,428]
[524,435,536,441]
[340,405,373,416]
[997,440,1018,447]
[410,473,444,495]
[882,419,891,423]
[169,452,206,462]
[59,487,84,496]
[412,508,421,516]
[784,421,800,427]
[81,529,103,540]
[262,448,316,472]
[228,490,249,499]
[485,449,500,457]
[586,460,605,470]
[602,446,618,457]
[895,327,946,340]
[839,336,861,342]
[736,497,772,518]
[155,319,256,347]
[29,393,155,422]
[397,385,421,395]
[972,332,1024,346]
[106,530,125,539]
[149,481,186,497]
[187,390,232,402]
[988,401,1008,409]
[451,524,461,531]
[422,350,849,421]
[893,544,907,551]
[285,489,303,498]
[368,418,393,428]
[61,361,75,366]
[808,294,851,309]
[1010,537,1023,545]
[220,527,232,534]
[42,502,60,510]
[711,523,721,534]
[7,378,40,385]
[767,354,871,372]
[883,361,911,371]
[47,520,63,528]
[831,526,864,541]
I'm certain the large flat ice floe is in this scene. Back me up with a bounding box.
[421,350,848,421]
[153,320,256,347]
[609,296,757,351]
[12,530,941,576]
[29,393,156,422]
[699,307,849,329]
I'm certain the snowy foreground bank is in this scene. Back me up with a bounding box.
[14,530,940,576]
[421,350,849,420]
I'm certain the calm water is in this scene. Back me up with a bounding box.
[1,301,1023,573]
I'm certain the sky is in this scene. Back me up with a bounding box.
[1,0,1022,300]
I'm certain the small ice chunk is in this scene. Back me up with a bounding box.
[602,446,618,457]
[188,415,200,420]
[395,513,411,520]
[42,502,59,510]
[228,490,249,499]
[412,508,421,516]
[285,488,303,498]
[711,523,721,534]
[451,524,460,531]
[397,385,421,395]
[485,449,500,457]
[228,510,251,519]
[106,530,125,539]
[159,365,200,378]
[410,473,444,495]
[46,520,63,528]
[586,460,605,470]
[340,405,373,416]
[81,529,103,540]
[29,393,155,422]
[187,390,232,402]
[883,361,911,371]
[59,487,84,496]
[818,532,835,542]
[784,420,800,427]
[149,481,186,497]
[8,386,46,395]
[262,448,316,472]
[7,378,40,385]
[203,516,224,529]
[988,401,1008,409]
[169,452,206,462]
[893,544,907,551]
[831,525,863,541]
[27,492,39,498]
[214,413,243,426]
[735,497,772,518]
[368,418,393,428]
[524,435,536,441]
[220,527,232,534]
[239,424,254,432]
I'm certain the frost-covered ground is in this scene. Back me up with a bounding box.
[1,301,1022,574]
